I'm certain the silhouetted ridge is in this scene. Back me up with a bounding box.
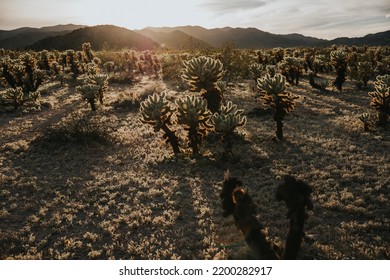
[27,25,159,51]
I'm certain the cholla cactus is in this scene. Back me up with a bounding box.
[181,56,224,113]
[265,65,277,77]
[216,80,227,95]
[307,70,328,91]
[249,63,263,82]
[103,61,115,73]
[212,101,247,156]
[257,74,298,140]
[140,92,181,154]
[77,84,100,111]
[176,95,213,155]
[1,87,24,109]
[82,42,94,63]
[86,62,99,75]
[313,54,329,73]
[369,74,390,126]
[87,74,108,105]
[279,56,303,85]
[36,50,54,71]
[213,101,247,134]
[330,50,347,92]
[62,49,83,78]
[356,61,373,89]
[358,113,371,131]
[0,54,44,95]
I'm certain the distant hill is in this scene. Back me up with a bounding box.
[327,30,390,46]
[1,24,389,51]
[0,24,86,49]
[137,29,210,50]
[143,26,327,48]
[27,25,159,51]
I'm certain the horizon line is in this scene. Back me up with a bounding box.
[1,23,389,41]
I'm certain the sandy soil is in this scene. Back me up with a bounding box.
[0,73,389,259]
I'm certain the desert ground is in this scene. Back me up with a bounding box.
[0,59,389,260]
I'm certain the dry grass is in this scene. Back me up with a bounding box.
[0,73,389,260]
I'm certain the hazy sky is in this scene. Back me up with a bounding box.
[0,0,389,39]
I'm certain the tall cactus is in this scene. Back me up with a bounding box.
[212,101,247,156]
[256,74,297,140]
[181,56,224,113]
[82,42,94,63]
[369,74,390,126]
[330,50,347,92]
[140,92,181,154]
[176,95,213,155]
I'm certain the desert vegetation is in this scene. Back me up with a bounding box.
[0,43,389,260]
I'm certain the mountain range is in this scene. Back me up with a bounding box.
[0,24,389,51]
[0,24,86,49]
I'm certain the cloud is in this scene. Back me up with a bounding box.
[200,0,267,14]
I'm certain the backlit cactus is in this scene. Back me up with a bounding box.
[212,101,247,156]
[140,92,181,154]
[279,56,303,85]
[257,74,298,140]
[82,42,94,63]
[249,63,263,82]
[307,70,328,91]
[358,113,371,131]
[176,95,213,155]
[330,50,347,92]
[87,74,108,105]
[77,84,100,111]
[1,87,24,109]
[181,56,224,113]
[212,101,247,134]
[369,74,390,126]
[62,49,83,78]
[0,53,44,96]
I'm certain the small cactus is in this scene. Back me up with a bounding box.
[249,63,263,81]
[213,101,247,134]
[307,70,328,91]
[140,92,181,154]
[212,101,247,156]
[358,113,371,131]
[181,56,224,113]
[176,95,213,155]
[1,87,24,109]
[87,74,108,105]
[77,84,100,111]
[265,65,276,77]
[257,74,298,140]
[368,74,390,126]
[103,61,115,73]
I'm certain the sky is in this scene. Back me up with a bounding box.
[0,0,389,39]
